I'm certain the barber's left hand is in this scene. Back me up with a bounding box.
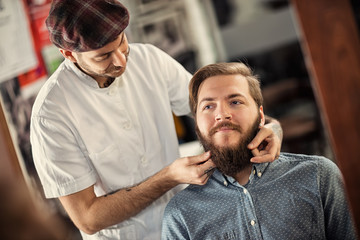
[247,123,282,163]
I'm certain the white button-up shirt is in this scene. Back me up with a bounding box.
[30,44,192,239]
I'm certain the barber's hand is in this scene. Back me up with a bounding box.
[167,151,216,185]
[248,122,282,163]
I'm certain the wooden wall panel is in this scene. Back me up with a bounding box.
[0,100,68,239]
[0,100,24,183]
[291,0,360,233]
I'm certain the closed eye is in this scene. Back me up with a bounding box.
[94,54,110,62]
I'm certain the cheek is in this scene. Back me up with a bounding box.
[234,110,259,130]
[196,114,212,135]
[87,60,110,72]
[97,63,112,72]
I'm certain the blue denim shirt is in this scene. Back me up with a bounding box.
[162,153,357,240]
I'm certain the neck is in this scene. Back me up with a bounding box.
[100,77,115,88]
[90,74,115,88]
[233,164,253,185]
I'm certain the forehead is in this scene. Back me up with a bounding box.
[198,74,250,99]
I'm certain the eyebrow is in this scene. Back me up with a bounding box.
[198,93,246,106]
[94,33,125,58]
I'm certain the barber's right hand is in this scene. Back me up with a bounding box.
[167,151,216,186]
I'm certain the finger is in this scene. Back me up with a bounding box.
[251,148,260,157]
[187,151,211,165]
[198,159,216,173]
[197,174,210,185]
[202,166,216,177]
[250,153,274,163]
[264,138,280,160]
[200,168,215,184]
[247,127,271,150]
[250,145,280,162]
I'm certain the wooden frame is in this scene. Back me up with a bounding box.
[291,0,360,233]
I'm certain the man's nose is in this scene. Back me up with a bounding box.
[112,49,127,67]
[215,107,232,121]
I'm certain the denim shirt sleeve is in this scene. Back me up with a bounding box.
[318,157,358,240]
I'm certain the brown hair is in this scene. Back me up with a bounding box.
[189,62,263,115]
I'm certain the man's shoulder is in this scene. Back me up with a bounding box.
[167,177,222,208]
[129,43,172,62]
[275,152,337,172]
[129,43,162,52]
[31,60,78,118]
[279,152,332,163]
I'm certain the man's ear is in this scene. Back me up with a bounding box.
[59,49,77,63]
[259,106,265,127]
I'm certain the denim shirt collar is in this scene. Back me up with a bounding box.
[212,162,270,187]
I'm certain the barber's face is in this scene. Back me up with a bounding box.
[195,74,264,148]
[73,33,130,81]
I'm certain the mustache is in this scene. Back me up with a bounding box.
[106,65,123,72]
[209,122,242,136]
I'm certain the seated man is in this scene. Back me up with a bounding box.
[161,62,357,239]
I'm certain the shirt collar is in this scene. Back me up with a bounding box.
[64,59,100,88]
[212,162,270,187]
[64,59,123,91]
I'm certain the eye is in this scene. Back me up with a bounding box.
[231,100,242,105]
[94,54,110,62]
[202,104,214,111]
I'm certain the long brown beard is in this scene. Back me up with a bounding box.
[196,116,261,177]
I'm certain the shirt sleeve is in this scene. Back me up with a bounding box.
[161,198,189,240]
[318,157,358,239]
[30,115,96,198]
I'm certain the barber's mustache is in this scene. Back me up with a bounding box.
[209,122,242,136]
[106,65,123,72]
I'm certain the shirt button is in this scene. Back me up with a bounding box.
[243,189,248,194]
[141,156,148,164]
[223,180,228,186]
[108,89,116,96]
[257,172,262,177]
[253,170,256,175]
[251,220,256,226]
[123,122,131,129]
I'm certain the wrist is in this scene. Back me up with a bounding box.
[158,164,180,188]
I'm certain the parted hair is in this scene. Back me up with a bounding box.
[189,62,263,116]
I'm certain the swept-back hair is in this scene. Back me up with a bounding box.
[189,62,263,116]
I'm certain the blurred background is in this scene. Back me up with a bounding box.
[0,0,359,239]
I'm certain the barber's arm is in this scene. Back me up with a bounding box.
[59,152,215,235]
[248,115,283,163]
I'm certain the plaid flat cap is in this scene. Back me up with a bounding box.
[46,0,129,52]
